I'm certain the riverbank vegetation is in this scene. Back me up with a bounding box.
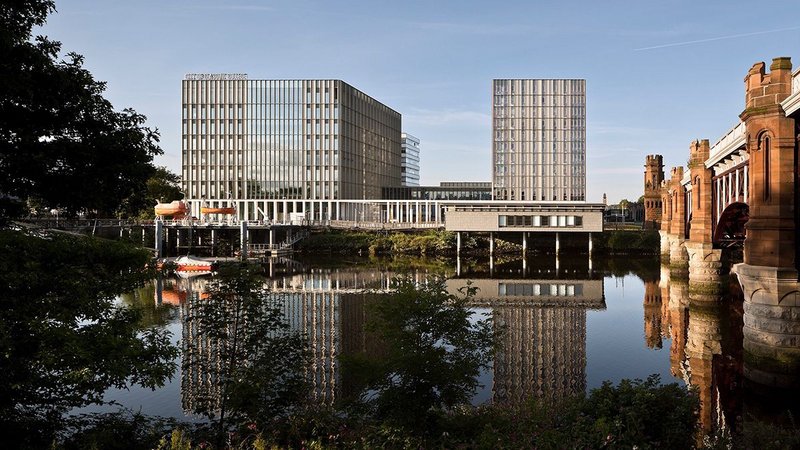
[591,229,660,255]
[298,228,661,257]
[0,229,177,448]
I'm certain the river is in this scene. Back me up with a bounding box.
[107,254,796,438]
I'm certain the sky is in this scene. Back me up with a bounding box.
[41,0,800,203]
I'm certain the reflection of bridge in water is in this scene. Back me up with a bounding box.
[170,259,605,411]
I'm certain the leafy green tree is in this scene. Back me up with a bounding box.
[182,263,309,445]
[0,230,178,448]
[0,0,161,221]
[343,277,497,433]
[120,166,182,219]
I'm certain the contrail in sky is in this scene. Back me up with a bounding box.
[634,26,800,51]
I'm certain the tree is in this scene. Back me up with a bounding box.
[0,230,177,448]
[0,0,162,220]
[119,166,182,219]
[343,277,497,433]
[182,263,309,445]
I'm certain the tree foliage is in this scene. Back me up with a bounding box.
[0,0,162,220]
[182,263,309,445]
[0,230,177,448]
[121,166,182,219]
[343,277,497,433]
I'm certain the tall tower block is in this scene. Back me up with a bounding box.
[643,155,665,230]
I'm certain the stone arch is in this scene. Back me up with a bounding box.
[712,202,748,247]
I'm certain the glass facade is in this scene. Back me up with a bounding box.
[492,79,586,201]
[400,133,420,186]
[182,78,402,202]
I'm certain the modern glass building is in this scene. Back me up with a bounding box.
[182,76,402,207]
[400,132,420,186]
[492,79,586,202]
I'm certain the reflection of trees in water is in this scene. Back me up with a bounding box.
[179,264,307,441]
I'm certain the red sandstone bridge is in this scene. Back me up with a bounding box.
[645,57,799,253]
[642,57,800,389]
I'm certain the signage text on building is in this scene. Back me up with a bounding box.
[185,73,248,81]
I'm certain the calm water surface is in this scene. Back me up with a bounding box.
[100,254,796,435]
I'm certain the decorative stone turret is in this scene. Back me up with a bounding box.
[732,57,800,388]
[740,57,797,269]
[643,155,664,230]
[685,140,725,295]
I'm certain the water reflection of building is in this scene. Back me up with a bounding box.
[447,277,605,404]
[266,268,402,404]
[179,276,221,414]
[174,261,605,412]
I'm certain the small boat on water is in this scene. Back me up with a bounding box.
[174,255,215,273]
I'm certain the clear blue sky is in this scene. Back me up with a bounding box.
[41,0,800,203]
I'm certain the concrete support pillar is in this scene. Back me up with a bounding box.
[269,228,274,249]
[522,232,527,255]
[211,229,217,256]
[588,232,593,256]
[456,232,461,256]
[555,232,560,256]
[176,229,182,249]
[240,221,248,260]
[456,256,461,277]
[489,232,494,256]
[155,221,164,258]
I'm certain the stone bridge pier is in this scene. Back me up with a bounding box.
[731,57,800,388]
[661,166,689,274]
[685,139,726,295]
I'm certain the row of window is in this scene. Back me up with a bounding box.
[493,79,585,95]
[498,282,584,297]
[498,215,584,227]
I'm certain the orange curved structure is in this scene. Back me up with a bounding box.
[154,200,188,218]
[201,206,236,215]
